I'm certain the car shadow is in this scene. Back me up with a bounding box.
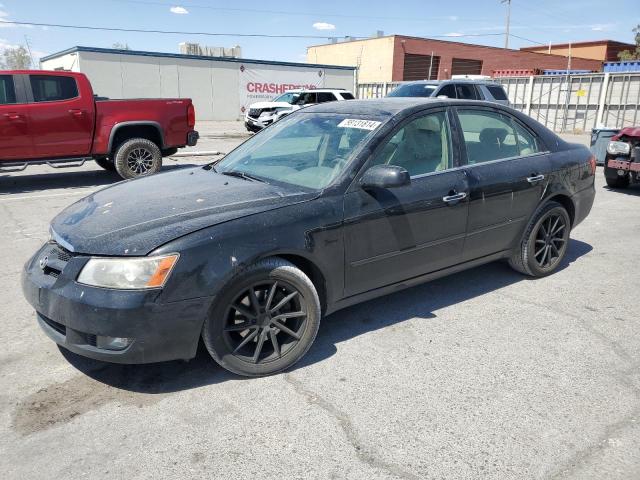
[0,162,204,195]
[603,183,640,197]
[62,239,592,393]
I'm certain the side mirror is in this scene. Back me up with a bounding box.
[360,165,410,189]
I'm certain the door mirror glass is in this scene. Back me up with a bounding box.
[361,164,410,189]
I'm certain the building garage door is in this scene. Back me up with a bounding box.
[451,58,483,76]
[403,53,440,81]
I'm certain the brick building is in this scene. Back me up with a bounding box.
[307,35,603,83]
[520,40,637,62]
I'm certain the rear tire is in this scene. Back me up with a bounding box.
[605,174,630,189]
[202,258,321,377]
[94,157,116,172]
[509,201,571,277]
[114,138,162,180]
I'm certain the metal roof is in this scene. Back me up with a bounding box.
[40,46,356,71]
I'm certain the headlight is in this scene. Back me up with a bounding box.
[607,141,630,156]
[77,254,179,289]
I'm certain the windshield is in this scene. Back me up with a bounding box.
[215,113,383,190]
[388,83,438,98]
[273,92,299,104]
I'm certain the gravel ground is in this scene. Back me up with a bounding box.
[1,123,639,480]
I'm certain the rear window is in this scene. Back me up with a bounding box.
[486,85,508,101]
[340,92,355,100]
[0,75,16,104]
[30,75,79,102]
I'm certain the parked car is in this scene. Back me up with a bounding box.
[388,79,510,105]
[244,88,354,132]
[603,126,640,188]
[22,98,595,377]
[0,70,198,179]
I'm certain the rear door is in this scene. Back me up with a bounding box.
[453,107,551,261]
[0,74,32,160]
[343,109,469,296]
[26,74,93,158]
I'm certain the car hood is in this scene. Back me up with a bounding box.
[249,101,295,109]
[50,167,316,256]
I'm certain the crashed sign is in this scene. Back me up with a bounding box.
[239,64,325,113]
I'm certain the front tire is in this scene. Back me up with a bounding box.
[509,201,571,277]
[114,138,162,180]
[202,258,321,377]
[605,173,630,189]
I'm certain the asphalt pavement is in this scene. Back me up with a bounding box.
[1,123,639,480]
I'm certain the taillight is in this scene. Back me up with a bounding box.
[588,155,596,175]
[187,103,195,128]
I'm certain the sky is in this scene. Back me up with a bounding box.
[0,0,638,65]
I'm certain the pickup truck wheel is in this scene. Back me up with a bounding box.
[94,157,116,172]
[605,174,629,189]
[202,258,321,377]
[114,138,162,179]
[509,201,571,278]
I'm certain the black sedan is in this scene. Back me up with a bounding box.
[22,98,596,376]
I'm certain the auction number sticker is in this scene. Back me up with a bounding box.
[337,119,382,130]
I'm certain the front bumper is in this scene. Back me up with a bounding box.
[187,130,199,147]
[21,243,211,364]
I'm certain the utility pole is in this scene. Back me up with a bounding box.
[502,0,511,49]
[23,34,35,68]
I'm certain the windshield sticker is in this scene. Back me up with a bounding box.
[337,119,382,130]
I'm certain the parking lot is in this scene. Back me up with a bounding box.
[1,123,639,479]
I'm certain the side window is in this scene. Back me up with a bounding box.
[340,92,355,100]
[486,85,509,101]
[29,75,78,102]
[437,84,456,98]
[457,109,520,164]
[455,84,478,100]
[296,92,317,105]
[0,75,17,104]
[512,120,540,156]
[371,111,452,177]
[316,92,337,103]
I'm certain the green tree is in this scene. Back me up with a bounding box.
[1,45,32,69]
[618,24,640,60]
[112,42,131,50]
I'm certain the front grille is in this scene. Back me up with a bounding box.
[40,242,75,278]
[248,108,262,118]
[40,314,66,336]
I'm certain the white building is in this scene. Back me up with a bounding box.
[40,46,356,121]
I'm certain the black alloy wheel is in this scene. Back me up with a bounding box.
[223,280,307,364]
[532,212,567,269]
[202,258,321,377]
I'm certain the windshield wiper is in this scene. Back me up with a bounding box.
[219,170,266,183]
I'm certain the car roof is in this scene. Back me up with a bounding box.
[282,88,347,93]
[400,79,501,86]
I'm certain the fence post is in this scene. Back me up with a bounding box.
[596,72,610,128]
[525,76,534,116]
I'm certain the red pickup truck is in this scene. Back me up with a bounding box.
[0,70,198,179]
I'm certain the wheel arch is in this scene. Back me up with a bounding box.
[262,252,329,314]
[108,121,165,154]
[546,193,576,227]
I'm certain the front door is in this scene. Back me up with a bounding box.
[343,109,469,296]
[0,74,32,160]
[454,107,552,261]
[26,74,93,158]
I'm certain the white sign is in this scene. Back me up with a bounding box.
[337,119,382,130]
[239,64,325,113]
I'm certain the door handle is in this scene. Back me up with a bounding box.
[527,174,545,183]
[68,109,85,117]
[442,192,467,203]
[3,113,22,120]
